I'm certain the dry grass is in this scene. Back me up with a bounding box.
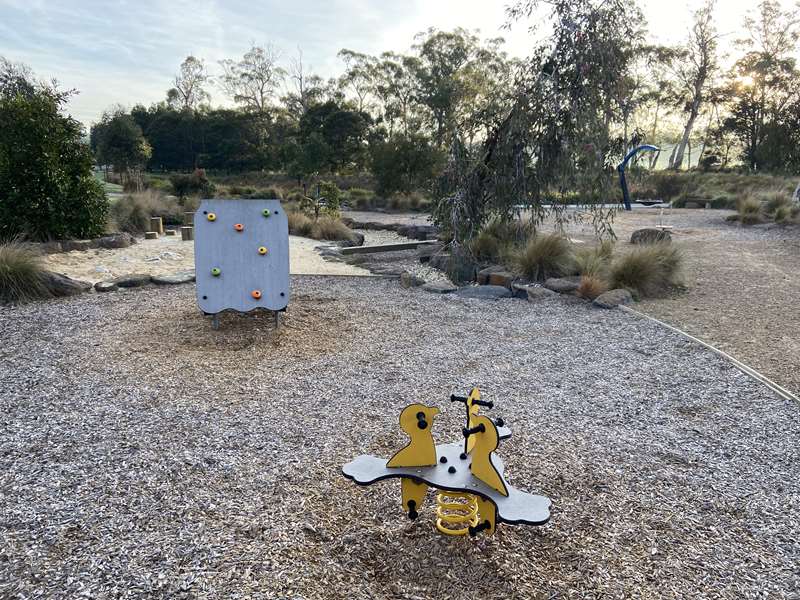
[575,240,614,277]
[110,190,185,233]
[287,211,355,242]
[577,275,608,300]
[311,217,356,242]
[609,243,683,298]
[287,211,314,237]
[514,234,575,281]
[0,240,51,304]
[737,196,764,226]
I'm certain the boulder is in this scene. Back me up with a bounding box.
[526,286,558,301]
[593,288,633,309]
[454,285,512,300]
[61,240,95,252]
[476,265,505,285]
[630,228,672,245]
[112,273,152,288]
[94,280,119,292]
[39,241,63,254]
[41,272,92,297]
[417,244,442,263]
[152,271,195,285]
[400,271,425,288]
[430,247,477,285]
[421,282,457,294]
[487,271,515,289]
[543,276,581,294]
[98,233,135,249]
[397,224,438,240]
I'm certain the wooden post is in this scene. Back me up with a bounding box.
[149,217,164,235]
[145,231,159,240]
[180,226,194,241]
[184,212,194,226]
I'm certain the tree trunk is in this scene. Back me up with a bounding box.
[670,100,700,170]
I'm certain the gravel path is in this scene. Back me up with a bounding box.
[563,209,800,397]
[1,279,798,599]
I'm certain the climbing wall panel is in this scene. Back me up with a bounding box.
[194,199,290,315]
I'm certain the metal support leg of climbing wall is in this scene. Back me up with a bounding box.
[211,313,220,330]
[274,310,280,331]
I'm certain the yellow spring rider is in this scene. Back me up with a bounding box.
[342,388,551,537]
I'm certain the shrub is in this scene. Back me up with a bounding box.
[737,196,763,225]
[110,190,183,233]
[469,230,503,262]
[709,194,736,209]
[760,191,791,215]
[609,243,683,298]
[0,240,50,304]
[311,216,355,242]
[388,192,429,211]
[287,211,313,237]
[575,245,611,277]
[577,275,608,300]
[515,234,575,281]
[319,181,342,218]
[0,80,108,240]
[170,169,216,200]
[344,187,376,210]
[774,205,792,223]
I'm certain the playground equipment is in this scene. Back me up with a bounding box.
[618,145,661,210]
[342,388,551,536]
[194,199,289,329]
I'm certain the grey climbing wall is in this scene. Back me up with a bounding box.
[194,199,289,315]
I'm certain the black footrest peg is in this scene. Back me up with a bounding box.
[469,520,492,536]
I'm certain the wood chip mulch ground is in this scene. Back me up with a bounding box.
[1,276,798,598]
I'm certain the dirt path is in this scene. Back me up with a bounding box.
[566,208,800,396]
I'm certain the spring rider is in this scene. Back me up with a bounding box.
[342,388,551,536]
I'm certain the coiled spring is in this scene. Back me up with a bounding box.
[435,491,479,536]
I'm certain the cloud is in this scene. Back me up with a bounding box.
[0,0,764,126]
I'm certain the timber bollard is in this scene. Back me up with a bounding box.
[181,226,194,241]
[149,216,164,235]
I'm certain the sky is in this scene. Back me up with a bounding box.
[0,0,773,127]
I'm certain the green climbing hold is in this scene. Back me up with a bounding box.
[211,267,221,277]
[262,208,271,218]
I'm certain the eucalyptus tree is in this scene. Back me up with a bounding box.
[167,56,211,111]
[434,0,644,243]
[668,0,720,170]
[725,0,799,170]
[219,44,286,116]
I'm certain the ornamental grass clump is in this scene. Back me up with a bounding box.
[577,275,608,300]
[0,240,51,304]
[515,234,575,281]
[737,196,764,225]
[609,243,683,299]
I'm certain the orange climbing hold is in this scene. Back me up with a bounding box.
[234,223,244,232]
[251,290,262,300]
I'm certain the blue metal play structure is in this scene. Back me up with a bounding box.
[617,145,660,210]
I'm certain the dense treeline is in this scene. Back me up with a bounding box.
[89,0,800,195]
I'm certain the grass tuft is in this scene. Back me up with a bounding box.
[311,217,356,242]
[577,275,608,300]
[287,211,314,237]
[737,196,764,226]
[514,234,575,281]
[0,240,51,304]
[609,243,683,298]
